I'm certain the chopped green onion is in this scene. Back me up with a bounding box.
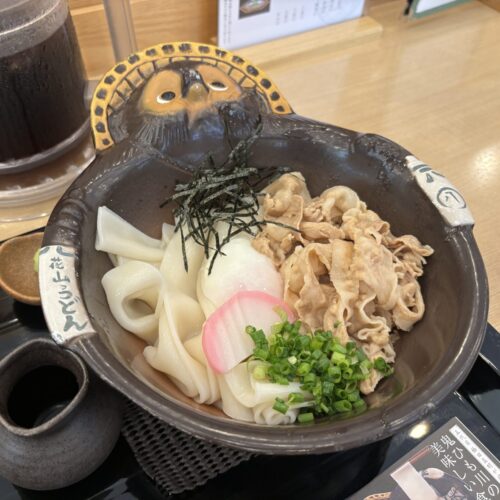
[312,381,322,397]
[252,365,267,381]
[288,392,304,404]
[253,348,269,361]
[348,392,360,402]
[356,349,368,362]
[349,356,359,365]
[332,343,347,354]
[337,359,350,370]
[246,319,371,420]
[316,357,330,373]
[335,388,347,399]
[344,381,357,393]
[333,400,352,412]
[310,337,324,351]
[247,327,267,349]
[312,349,322,360]
[273,398,289,414]
[346,341,357,352]
[279,363,291,376]
[322,381,334,395]
[374,357,394,376]
[298,412,314,424]
[297,336,310,349]
[327,365,341,377]
[331,351,346,364]
[273,306,288,323]
[271,323,283,335]
[324,340,335,353]
[360,359,372,375]
[320,402,330,414]
[353,399,367,410]
[275,375,289,385]
[296,362,311,376]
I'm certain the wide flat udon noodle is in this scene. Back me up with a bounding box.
[96,206,165,262]
[221,364,303,425]
[159,228,205,300]
[98,215,220,405]
[145,228,220,404]
[253,172,434,395]
[98,210,294,415]
[101,260,163,345]
[144,294,220,404]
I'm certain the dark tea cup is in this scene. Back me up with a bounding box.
[0,338,123,490]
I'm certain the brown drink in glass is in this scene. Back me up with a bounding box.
[0,0,88,173]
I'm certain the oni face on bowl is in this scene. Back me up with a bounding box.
[39,42,488,454]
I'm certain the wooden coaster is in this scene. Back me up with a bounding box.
[0,232,43,305]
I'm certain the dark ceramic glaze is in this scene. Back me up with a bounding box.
[39,42,488,454]
[0,339,123,490]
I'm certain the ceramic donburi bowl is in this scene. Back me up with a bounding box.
[39,42,488,454]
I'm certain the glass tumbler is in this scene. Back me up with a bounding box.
[0,0,88,173]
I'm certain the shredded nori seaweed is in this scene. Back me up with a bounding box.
[160,117,296,273]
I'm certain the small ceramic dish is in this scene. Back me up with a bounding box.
[39,42,488,454]
[0,232,42,305]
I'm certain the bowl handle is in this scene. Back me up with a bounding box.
[405,155,474,227]
[38,245,95,345]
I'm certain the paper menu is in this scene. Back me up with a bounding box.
[350,417,500,500]
[218,0,366,50]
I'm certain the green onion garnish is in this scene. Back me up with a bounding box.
[298,412,314,424]
[246,320,388,420]
[332,343,347,354]
[252,365,267,381]
[331,351,346,364]
[273,398,289,415]
[288,392,305,404]
[353,399,367,410]
[374,357,394,376]
[333,400,352,412]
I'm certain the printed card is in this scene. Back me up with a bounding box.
[351,417,500,500]
[218,0,366,49]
